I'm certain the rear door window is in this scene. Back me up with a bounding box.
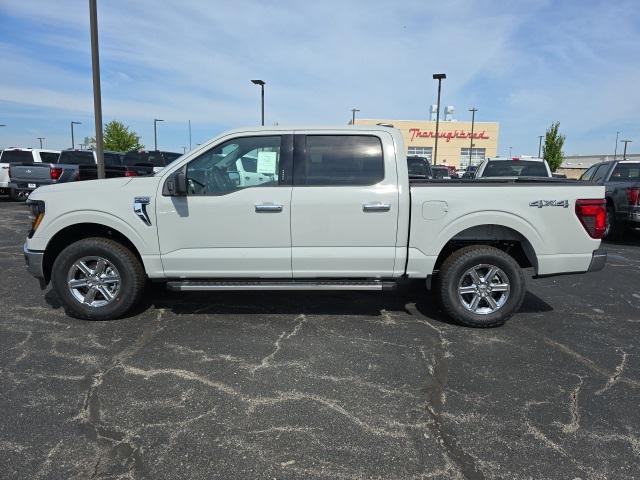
[294,135,384,186]
[610,163,640,181]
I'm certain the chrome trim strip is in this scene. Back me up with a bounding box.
[166,282,384,292]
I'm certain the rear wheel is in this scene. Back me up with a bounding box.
[437,245,526,327]
[51,237,146,320]
[604,203,623,240]
[8,187,20,201]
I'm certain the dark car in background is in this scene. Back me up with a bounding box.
[406,155,433,179]
[580,160,640,238]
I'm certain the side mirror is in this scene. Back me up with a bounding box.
[164,168,187,196]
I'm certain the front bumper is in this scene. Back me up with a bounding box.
[23,243,46,288]
[587,249,607,272]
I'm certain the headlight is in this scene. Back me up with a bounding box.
[26,199,45,238]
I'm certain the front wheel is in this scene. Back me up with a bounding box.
[51,237,146,320]
[437,245,526,327]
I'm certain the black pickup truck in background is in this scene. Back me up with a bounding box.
[124,150,182,173]
[580,160,640,238]
[8,150,155,199]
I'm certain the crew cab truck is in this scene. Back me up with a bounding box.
[579,160,640,238]
[23,126,607,327]
[0,148,60,199]
[9,150,154,198]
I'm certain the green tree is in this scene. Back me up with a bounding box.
[542,121,565,172]
[92,120,144,152]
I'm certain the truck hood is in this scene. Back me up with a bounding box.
[29,176,158,200]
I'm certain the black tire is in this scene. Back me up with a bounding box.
[8,187,20,201]
[604,204,622,240]
[437,245,526,328]
[51,237,146,320]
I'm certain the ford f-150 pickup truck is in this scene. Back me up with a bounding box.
[23,126,607,327]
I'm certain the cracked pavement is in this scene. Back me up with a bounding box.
[1,199,639,479]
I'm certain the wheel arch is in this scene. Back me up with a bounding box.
[42,223,144,284]
[433,224,538,273]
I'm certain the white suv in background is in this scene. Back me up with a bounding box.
[0,148,60,197]
[475,156,552,179]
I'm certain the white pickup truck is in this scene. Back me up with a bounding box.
[23,126,607,327]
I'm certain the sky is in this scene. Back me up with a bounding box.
[0,0,638,156]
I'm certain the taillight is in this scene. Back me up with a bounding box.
[50,167,63,180]
[125,170,138,177]
[627,187,640,206]
[575,199,607,239]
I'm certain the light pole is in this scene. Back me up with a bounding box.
[614,131,620,160]
[188,120,192,150]
[351,108,360,125]
[538,135,544,158]
[70,121,82,149]
[621,139,632,160]
[37,137,45,148]
[181,146,187,153]
[0,124,5,148]
[509,146,513,157]
[89,0,105,178]
[251,79,265,126]
[154,119,164,151]
[432,73,446,165]
[468,107,477,166]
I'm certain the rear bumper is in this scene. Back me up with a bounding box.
[23,243,46,288]
[587,249,607,272]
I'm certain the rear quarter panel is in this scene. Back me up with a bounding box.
[408,183,604,276]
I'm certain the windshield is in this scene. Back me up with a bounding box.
[1,150,33,163]
[611,163,640,181]
[482,160,548,177]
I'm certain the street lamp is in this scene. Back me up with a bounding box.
[154,119,164,151]
[37,137,45,148]
[538,135,544,158]
[70,121,82,149]
[614,131,620,160]
[181,146,187,153]
[509,146,513,157]
[468,107,477,166]
[621,139,632,160]
[432,73,446,165]
[251,80,265,126]
[351,108,360,125]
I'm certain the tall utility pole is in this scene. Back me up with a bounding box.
[251,80,265,126]
[70,121,82,149]
[89,0,105,178]
[188,119,192,150]
[538,135,544,158]
[509,146,513,157]
[351,108,360,125]
[432,73,446,165]
[154,118,164,151]
[468,107,477,166]
[37,137,45,148]
[181,146,187,153]
[621,139,632,160]
[614,131,620,160]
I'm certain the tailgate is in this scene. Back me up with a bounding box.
[9,163,52,182]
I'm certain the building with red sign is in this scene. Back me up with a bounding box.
[354,118,500,169]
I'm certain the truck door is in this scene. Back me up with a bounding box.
[290,132,399,278]
[156,133,293,278]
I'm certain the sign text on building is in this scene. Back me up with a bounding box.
[409,128,490,142]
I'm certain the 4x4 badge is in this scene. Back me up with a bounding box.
[529,200,569,208]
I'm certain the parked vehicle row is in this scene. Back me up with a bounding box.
[23,126,607,328]
[0,148,182,200]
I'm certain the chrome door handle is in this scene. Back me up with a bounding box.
[255,203,283,213]
[362,202,391,212]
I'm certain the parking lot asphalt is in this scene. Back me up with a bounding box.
[1,198,639,480]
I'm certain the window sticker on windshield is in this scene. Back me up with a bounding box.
[257,151,277,175]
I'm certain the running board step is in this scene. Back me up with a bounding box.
[166,280,396,292]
